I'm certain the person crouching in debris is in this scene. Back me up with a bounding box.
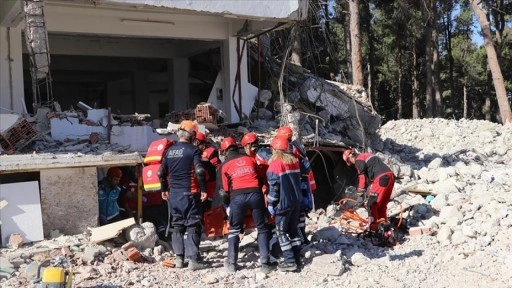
[343,149,395,232]
[98,167,123,225]
[266,136,303,272]
[276,126,315,246]
[217,136,273,274]
[158,120,208,270]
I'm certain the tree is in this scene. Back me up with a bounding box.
[471,0,512,124]
[348,0,364,86]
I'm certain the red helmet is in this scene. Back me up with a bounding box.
[196,132,207,142]
[271,136,289,151]
[179,120,198,134]
[343,149,354,165]
[241,132,258,147]
[220,137,237,151]
[276,126,293,140]
[107,167,122,178]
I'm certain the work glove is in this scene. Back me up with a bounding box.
[267,206,276,216]
[219,189,230,206]
[225,206,230,217]
[366,193,378,209]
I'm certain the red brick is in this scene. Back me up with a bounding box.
[409,227,423,237]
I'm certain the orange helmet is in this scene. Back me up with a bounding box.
[220,137,237,151]
[276,126,293,140]
[196,132,207,142]
[241,132,258,147]
[343,149,354,165]
[107,167,122,178]
[179,120,198,134]
[271,136,289,151]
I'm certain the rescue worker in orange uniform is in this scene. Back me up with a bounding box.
[195,131,221,169]
[266,136,303,272]
[343,149,395,231]
[158,120,208,270]
[218,136,273,274]
[276,126,315,245]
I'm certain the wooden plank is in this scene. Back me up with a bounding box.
[89,218,135,243]
[0,181,44,246]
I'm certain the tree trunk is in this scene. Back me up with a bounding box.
[397,50,403,119]
[344,2,352,84]
[443,7,455,117]
[364,0,376,110]
[432,0,442,117]
[463,77,468,119]
[423,0,434,118]
[348,0,364,86]
[471,0,512,124]
[412,45,420,119]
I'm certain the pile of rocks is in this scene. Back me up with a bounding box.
[1,118,510,287]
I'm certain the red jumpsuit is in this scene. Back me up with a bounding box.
[354,153,395,227]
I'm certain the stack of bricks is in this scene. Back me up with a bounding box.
[195,104,218,124]
[0,134,13,151]
[168,109,196,124]
[1,119,37,150]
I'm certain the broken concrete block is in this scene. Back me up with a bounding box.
[125,222,158,250]
[8,233,23,249]
[310,254,345,276]
[350,252,369,267]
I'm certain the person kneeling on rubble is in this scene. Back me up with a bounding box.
[343,149,395,232]
[218,136,274,274]
[266,136,303,272]
[158,120,208,270]
[98,167,123,225]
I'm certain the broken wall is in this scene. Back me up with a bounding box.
[40,167,98,235]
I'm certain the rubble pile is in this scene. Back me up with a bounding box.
[1,118,511,287]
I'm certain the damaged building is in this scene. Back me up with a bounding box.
[0,0,381,245]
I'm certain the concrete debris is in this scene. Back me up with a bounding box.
[124,222,158,250]
[7,234,24,249]
[0,118,510,287]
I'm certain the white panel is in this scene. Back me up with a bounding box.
[0,181,44,246]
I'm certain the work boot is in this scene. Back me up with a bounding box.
[175,255,184,268]
[277,261,297,272]
[261,263,276,274]
[224,260,237,273]
[188,259,208,271]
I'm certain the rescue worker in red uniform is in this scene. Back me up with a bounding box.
[195,131,221,169]
[194,132,219,212]
[158,120,208,270]
[343,149,395,231]
[241,132,281,261]
[218,136,273,274]
[266,136,303,272]
[276,126,315,245]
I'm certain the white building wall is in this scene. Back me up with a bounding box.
[103,0,308,20]
[0,25,25,114]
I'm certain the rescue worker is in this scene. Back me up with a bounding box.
[343,149,395,232]
[194,132,218,212]
[218,136,273,274]
[241,132,281,260]
[266,136,303,272]
[195,131,221,169]
[276,126,315,245]
[98,167,123,225]
[158,120,208,270]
